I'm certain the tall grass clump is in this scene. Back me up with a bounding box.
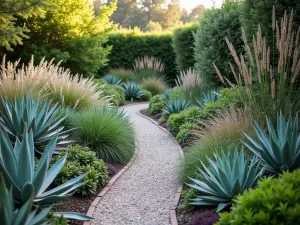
[179,108,254,183]
[215,8,300,122]
[69,106,135,164]
[109,68,134,82]
[176,68,204,104]
[141,77,167,95]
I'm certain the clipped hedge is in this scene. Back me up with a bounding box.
[172,24,198,72]
[104,32,177,84]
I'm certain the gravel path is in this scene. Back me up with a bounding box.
[92,103,181,225]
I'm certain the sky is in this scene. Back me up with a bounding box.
[179,0,223,11]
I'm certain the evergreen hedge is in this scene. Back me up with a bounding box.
[172,24,198,72]
[103,32,177,84]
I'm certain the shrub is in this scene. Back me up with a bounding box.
[47,213,69,225]
[188,149,264,211]
[104,32,177,83]
[149,102,164,115]
[0,95,72,154]
[149,94,163,108]
[69,106,135,164]
[196,89,221,110]
[93,78,107,86]
[163,98,191,116]
[101,84,125,106]
[140,90,152,101]
[109,68,134,82]
[102,74,123,85]
[190,211,220,225]
[176,123,197,146]
[172,24,198,71]
[217,170,300,225]
[181,188,200,209]
[51,145,108,196]
[244,113,300,174]
[141,77,166,95]
[123,82,144,101]
[179,109,253,183]
[194,4,243,88]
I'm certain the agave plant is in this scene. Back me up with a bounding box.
[0,174,52,225]
[162,88,175,100]
[123,82,144,101]
[196,89,221,110]
[0,95,72,154]
[188,149,265,212]
[163,98,191,116]
[243,112,300,174]
[102,74,123,85]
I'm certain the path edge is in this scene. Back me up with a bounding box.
[83,104,140,225]
[136,109,184,225]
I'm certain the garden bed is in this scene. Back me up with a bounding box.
[139,109,168,129]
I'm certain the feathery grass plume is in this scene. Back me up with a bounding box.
[176,68,203,104]
[141,77,167,95]
[215,8,300,122]
[109,68,134,82]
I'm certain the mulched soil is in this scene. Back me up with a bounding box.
[55,164,123,225]
[139,109,168,129]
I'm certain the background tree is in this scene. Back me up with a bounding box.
[107,0,136,27]
[190,4,205,21]
[145,20,163,32]
[161,0,182,29]
[137,0,166,24]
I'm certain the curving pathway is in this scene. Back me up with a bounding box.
[92,103,181,225]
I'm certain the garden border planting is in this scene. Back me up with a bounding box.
[136,110,184,225]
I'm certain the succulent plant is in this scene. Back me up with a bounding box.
[102,74,123,85]
[196,89,221,110]
[123,82,144,101]
[0,95,72,154]
[243,112,300,174]
[163,98,191,116]
[0,174,52,225]
[188,149,265,212]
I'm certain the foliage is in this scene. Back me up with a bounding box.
[217,170,300,225]
[109,68,134,82]
[162,88,175,100]
[172,24,198,71]
[176,123,197,146]
[0,95,71,154]
[0,128,90,218]
[47,213,69,225]
[69,106,135,164]
[194,4,243,88]
[104,32,177,83]
[100,84,125,106]
[190,211,220,225]
[11,0,117,77]
[148,94,164,114]
[123,82,145,101]
[50,145,108,196]
[140,90,152,101]
[196,89,221,110]
[0,174,52,225]
[188,149,265,212]
[141,77,166,95]
[181,188,200,209]
[102,75,123,85]
[163,98,191,116]
[145,20,163,32]
[244,113,300,174]
[216,9,300,123]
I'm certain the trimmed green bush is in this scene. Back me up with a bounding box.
[176,123,197,146]
[69,106,135,164]
[217,170,300,225]
[100,84,125,106]
[140,90,152,101]
[172,24,198,71]
[104,32,177,83]
[51,145,108,196]
[194,5,243,88]
[149,102,164,115]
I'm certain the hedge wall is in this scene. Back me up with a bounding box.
[103,32,177,83]
[172,24,198,72]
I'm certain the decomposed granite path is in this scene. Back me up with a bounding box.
[92,103,181,225]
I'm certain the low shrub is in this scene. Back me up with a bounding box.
[141,77,166,95]
[190,211,220,225]
[217,170,300,225]
[101,84,125,106]
[47,213,69,225]
[109,68,134,82]
[140,90,152,101]
[123,82,144,101]
[181,188,200,209]
[149,102,164,115]
[176,123,197,146]
[69,106,135,164]
[50,145,108,196]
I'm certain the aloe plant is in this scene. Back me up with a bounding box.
[0,174,51,225]
[188,149,265,212]
[103,74,123,85]
[243,113,300,174]
[123,82,144,101]
[163,98,191,116]
[0,95,72,154]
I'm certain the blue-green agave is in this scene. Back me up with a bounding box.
[102,74,123,85]
[0,95,72,154]
[123,82,144,101]
[0,174,51,225]
[163,98,191,116]
[188,149,265,212]
[243,112,300,174]
[196,89,221,110]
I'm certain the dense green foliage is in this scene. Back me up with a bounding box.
[104,32,177,82]
[172,24,198,71]
[176,122,197,146]
[51,145,108,196]
[217,170,300,225]
[100,84,125,106]
[141,78,166,95]
[194,5,243,88]
[69,106,135,164]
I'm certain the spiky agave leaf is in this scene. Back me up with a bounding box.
[196,89,221,110]
[123,82,144,101]
[188,149,265,212]
[243,112,300,174]
[102,75,123,85]
[0,95,73,154]
[163,98,191,116]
